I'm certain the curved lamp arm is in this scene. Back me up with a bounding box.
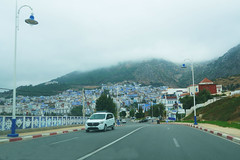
[16,4,38,30]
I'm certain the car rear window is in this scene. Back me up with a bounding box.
[89,114,106,120]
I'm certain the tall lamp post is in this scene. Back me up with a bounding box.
[182,59,198,125]
[8,1,38,137]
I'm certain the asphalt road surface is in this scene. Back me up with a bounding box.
[0,121,240,160]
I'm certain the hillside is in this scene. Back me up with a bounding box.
[196,44,240,81]
[45,43,240,89]
[214,75,240,91]
[185,95,240,121]
[1,43,240,97]
[54,59,185,87]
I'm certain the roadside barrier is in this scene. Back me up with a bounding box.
[0,116,88,131]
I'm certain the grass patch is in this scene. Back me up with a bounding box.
[198,121,240,129]
[184,96,240,121]
[179,120,240,129]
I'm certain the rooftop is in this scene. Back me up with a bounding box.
[199,78,213,85]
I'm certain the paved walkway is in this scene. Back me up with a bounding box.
[139,120,240,139]
[196,123,240,138]
[0,125,85,140]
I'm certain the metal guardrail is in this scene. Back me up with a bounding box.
[0,116,87,131]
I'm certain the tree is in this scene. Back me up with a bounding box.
[129,102,138,111]
[158,103,165,118]
[180,89,213,113]
[130,108,135,117]
[196,89,212,104]
[0,101,4,105]
[148,104,165,117]
[136,107,144,119]
[96,93,116,117]
[179,95,193,113]
[120,111,126,118]
[70,105,83,116]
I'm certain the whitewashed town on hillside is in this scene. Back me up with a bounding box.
[0,78,234,121]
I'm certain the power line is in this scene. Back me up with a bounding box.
[0,88,12,91]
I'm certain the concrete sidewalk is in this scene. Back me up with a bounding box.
[173,122,240,144]
[152,121,240,143]
[197,123,240,138]
[155,122,240,138]
[0,125,85,144]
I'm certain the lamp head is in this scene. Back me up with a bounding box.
[25,14,38,25]
[181,64,187,68]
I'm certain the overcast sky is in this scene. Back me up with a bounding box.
[1,0,240,90]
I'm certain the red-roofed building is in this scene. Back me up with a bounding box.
[198,78,218,94]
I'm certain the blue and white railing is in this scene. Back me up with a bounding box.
[0,116,87,131]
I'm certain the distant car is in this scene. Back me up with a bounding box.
[146,116,152,120]
[85,112,115,132]
[122,119,126,123]
[139,118,148,123]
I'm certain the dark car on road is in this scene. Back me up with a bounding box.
[139,118,148,123]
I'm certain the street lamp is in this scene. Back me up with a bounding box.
[182,59,197,125]
[8,1,38,137]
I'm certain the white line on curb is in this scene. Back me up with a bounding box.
[233,137,240,143]
[77,126,145,160]
[42,133,50,136]
[22,136,33,140]
[0,139,9,143]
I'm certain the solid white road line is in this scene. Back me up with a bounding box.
[50,137,79,145]
[77,126,145,160]
[173,138,180,148]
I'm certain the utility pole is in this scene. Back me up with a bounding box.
[82,89,85,119]
[116,85,120,125]
[151,101,153,118]
[165,92,167,121]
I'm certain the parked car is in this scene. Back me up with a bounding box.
[121,119,127,123]
[146,116,152,120]
[85,112,115,132]
[139,118,148,123]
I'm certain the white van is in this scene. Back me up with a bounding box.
[85,112,115,132]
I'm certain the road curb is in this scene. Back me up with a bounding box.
[183,123,240,144]
[0,128,84,144]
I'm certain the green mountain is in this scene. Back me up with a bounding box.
[196,44,240,81]
[55,59,183,87]
[1,44,240,97]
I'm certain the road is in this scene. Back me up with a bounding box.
[0,121,240,160]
